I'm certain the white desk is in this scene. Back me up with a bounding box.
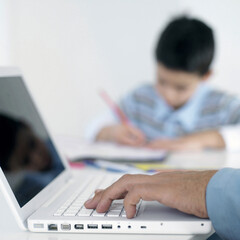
[2,150,239,240]
[164,150,240,170]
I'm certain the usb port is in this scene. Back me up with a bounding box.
[141,226,147,229]
[75,224,84,230]
[61,224,71,230]
[48,224,58,231]
[102,224,112,229]
[87,224,98,229]
[34,223,44,229]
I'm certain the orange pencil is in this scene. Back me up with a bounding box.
[99,90,130,125]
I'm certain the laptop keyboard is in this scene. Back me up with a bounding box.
[54,175,141,218]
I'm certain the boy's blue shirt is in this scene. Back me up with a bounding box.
[120,83,240,140]
[152,83,209,130]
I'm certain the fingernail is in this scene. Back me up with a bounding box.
[96,202,104,212]
[96,202,102,210]
[85,198,92,205]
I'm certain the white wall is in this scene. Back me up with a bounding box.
[1,0,240,137]
[0,1,10,64]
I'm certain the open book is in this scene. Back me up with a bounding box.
[55,135,167,162]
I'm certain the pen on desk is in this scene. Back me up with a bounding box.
[84,159,145,174]
[99,90,130,124]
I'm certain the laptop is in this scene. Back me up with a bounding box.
[0,67,212,234]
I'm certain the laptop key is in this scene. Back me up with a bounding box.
[67,207,80,211]
[121,210,127,217]
[77,209,93,217]
[54,211,64,216]
[92,210,106,217]
[109,203,123,211]
[106,210,121,217]
[54,176,121,218]
[63,212,77,217]
[112,199,124,204]
[121,202,141,218]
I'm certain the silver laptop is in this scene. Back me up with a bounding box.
[0,67,212,234]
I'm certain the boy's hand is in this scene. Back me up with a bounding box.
[146,130,225,151]
[84,170,217,219]
[96,124,146,146]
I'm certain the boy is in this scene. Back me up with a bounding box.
[86,16,240,151]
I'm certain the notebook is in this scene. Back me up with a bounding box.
[56,135,167,162]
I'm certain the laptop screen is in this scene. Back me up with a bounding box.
[0,76,65,207]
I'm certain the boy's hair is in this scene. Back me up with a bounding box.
[155,16,214,76]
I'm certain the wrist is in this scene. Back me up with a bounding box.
[201,170,218,218]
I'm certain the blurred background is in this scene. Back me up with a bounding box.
[0,0,239,137]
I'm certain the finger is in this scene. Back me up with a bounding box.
[85,190,126,210]
[127,126,146,143]
[95,174,152,213]
[123,183,159,218]
[119,135,141,146]
[84,190,104,209]
[95,189,103,194]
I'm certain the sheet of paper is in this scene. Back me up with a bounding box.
[55,135,167,162]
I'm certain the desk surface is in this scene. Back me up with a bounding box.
[2,150,239,240]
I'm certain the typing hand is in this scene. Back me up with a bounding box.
[84,171,217,219]
[96,124,146,146]
[146,131,225,151]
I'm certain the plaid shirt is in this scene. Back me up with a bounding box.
[119,83,240,140]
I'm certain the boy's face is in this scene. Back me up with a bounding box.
[156,63,207,109]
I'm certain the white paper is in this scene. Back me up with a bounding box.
[55,135,166,162]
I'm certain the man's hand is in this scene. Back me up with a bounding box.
[85,170,217,219]
[146,130,226,151]
[96,124,146,146]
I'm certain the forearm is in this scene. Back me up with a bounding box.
[186,130,225,149]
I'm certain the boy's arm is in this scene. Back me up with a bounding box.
[85,89,136,142]
[151,94,240,151]
[217,95,240,151]
[147,130,225,151]
[85,90,145,144]
[95,124,146,146]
